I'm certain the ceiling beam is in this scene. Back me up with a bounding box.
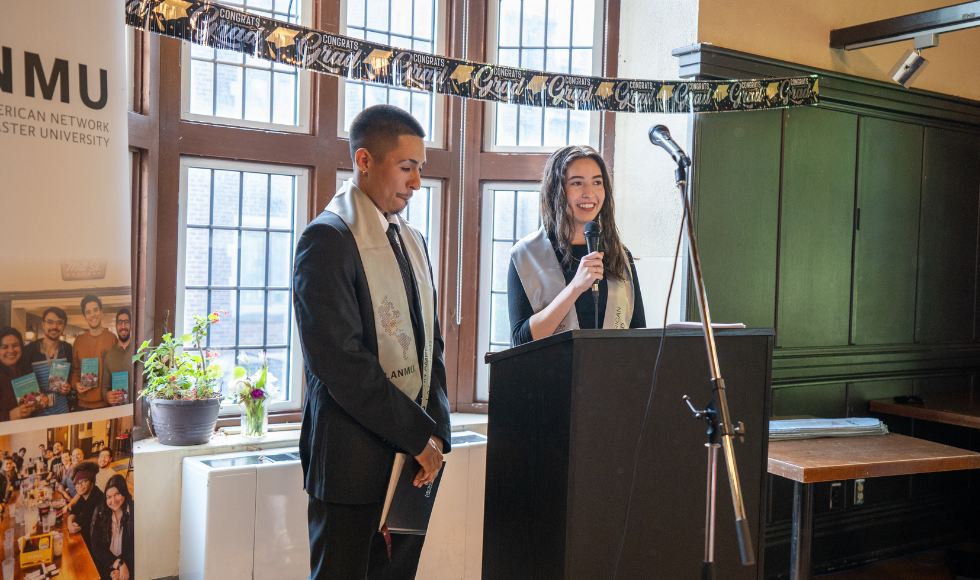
[830,1,980,50]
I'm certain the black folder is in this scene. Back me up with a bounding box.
[380,453,446,535]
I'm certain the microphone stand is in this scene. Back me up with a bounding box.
[593,285,599,330]
[671,160,755,579]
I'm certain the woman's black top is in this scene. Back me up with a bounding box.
[89,502,135,580]
[508,235,646,346]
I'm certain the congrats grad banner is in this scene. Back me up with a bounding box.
[125,0,819,114]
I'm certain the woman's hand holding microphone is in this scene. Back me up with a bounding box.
[571,251,603,295]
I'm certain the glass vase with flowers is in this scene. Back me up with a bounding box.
[227,352,276,439]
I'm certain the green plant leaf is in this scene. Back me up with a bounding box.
[234,366,247,379]
[181,334,193,343]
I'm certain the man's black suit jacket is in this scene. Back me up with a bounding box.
[293,210,452,505]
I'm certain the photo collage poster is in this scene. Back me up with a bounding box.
[0,1,135,579]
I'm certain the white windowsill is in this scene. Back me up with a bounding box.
[134,412,489,457]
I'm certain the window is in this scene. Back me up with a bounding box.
[476,183,542,399]
[181,0,313,133]
[176,159,309,412]
[335,172,443,283]
[486,0,602,151]
[340,0,446,145]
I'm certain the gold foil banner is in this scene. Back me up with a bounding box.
[125,0,819,113]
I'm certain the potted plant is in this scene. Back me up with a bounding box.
[227,353,277,439]
[133,311,227,446]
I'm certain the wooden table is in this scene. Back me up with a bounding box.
[768,433,980,580]
[869,392,980,429]
[0,491,100,580]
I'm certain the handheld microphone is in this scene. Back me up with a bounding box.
[584,220,600,255]
[584,221,601,328]
[648,125,691,167]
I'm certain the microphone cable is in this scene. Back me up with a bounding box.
[610,200,688,580]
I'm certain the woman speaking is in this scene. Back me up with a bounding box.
[508,145,645,346]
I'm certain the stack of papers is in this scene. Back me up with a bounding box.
[769,418,889,441]
[652,322,747,330]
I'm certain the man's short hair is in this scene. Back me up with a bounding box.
[42,307,68,323]
[116,308,132,322]
[18,448,26,454]
[80,295,102,313]
[348,104,426,162]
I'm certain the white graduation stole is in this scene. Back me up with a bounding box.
[326,181,435,407]
[510,227,634,335]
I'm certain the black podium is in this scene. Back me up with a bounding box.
[482,329,773,580]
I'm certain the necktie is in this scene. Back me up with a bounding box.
[385,223,424,391]
[386,223,417,303]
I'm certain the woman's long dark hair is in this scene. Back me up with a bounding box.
[92,474,133,549]
[540,145,628,281]
[0,328,26,374]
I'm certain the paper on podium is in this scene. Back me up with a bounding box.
[647,322,747,330]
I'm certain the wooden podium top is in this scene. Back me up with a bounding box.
[484,327,774,364]
[768,433,980,483]
[869,391,980,430]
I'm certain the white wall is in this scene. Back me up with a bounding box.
[613,0,699,325]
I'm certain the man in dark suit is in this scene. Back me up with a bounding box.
[293,104,451,580]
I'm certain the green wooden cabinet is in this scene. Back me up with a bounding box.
[915,128,980,344]
[691,109,782,328]
[851,117,924,346]
[777,107,858,348]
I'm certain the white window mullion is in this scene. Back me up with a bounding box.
[476,182,542,400]
[485,0,602,153]
[339,0,446,146]
[178,158,309,413]
[181,0,313,133]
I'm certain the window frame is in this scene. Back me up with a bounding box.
[476,181,542,400]
[175,157,310,414]
[129,0,619,432]
[483,0,605,153]
[177,0,315,134]
[336,0,449,147]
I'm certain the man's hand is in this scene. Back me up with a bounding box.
[107,390,125,405]
[413,437,444,487]
[67,520,81,534]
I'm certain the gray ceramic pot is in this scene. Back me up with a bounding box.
[149,397,221,446]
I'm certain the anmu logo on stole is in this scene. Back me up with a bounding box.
[379,295,412,359]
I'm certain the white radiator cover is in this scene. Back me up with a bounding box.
[179,431,486,580]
